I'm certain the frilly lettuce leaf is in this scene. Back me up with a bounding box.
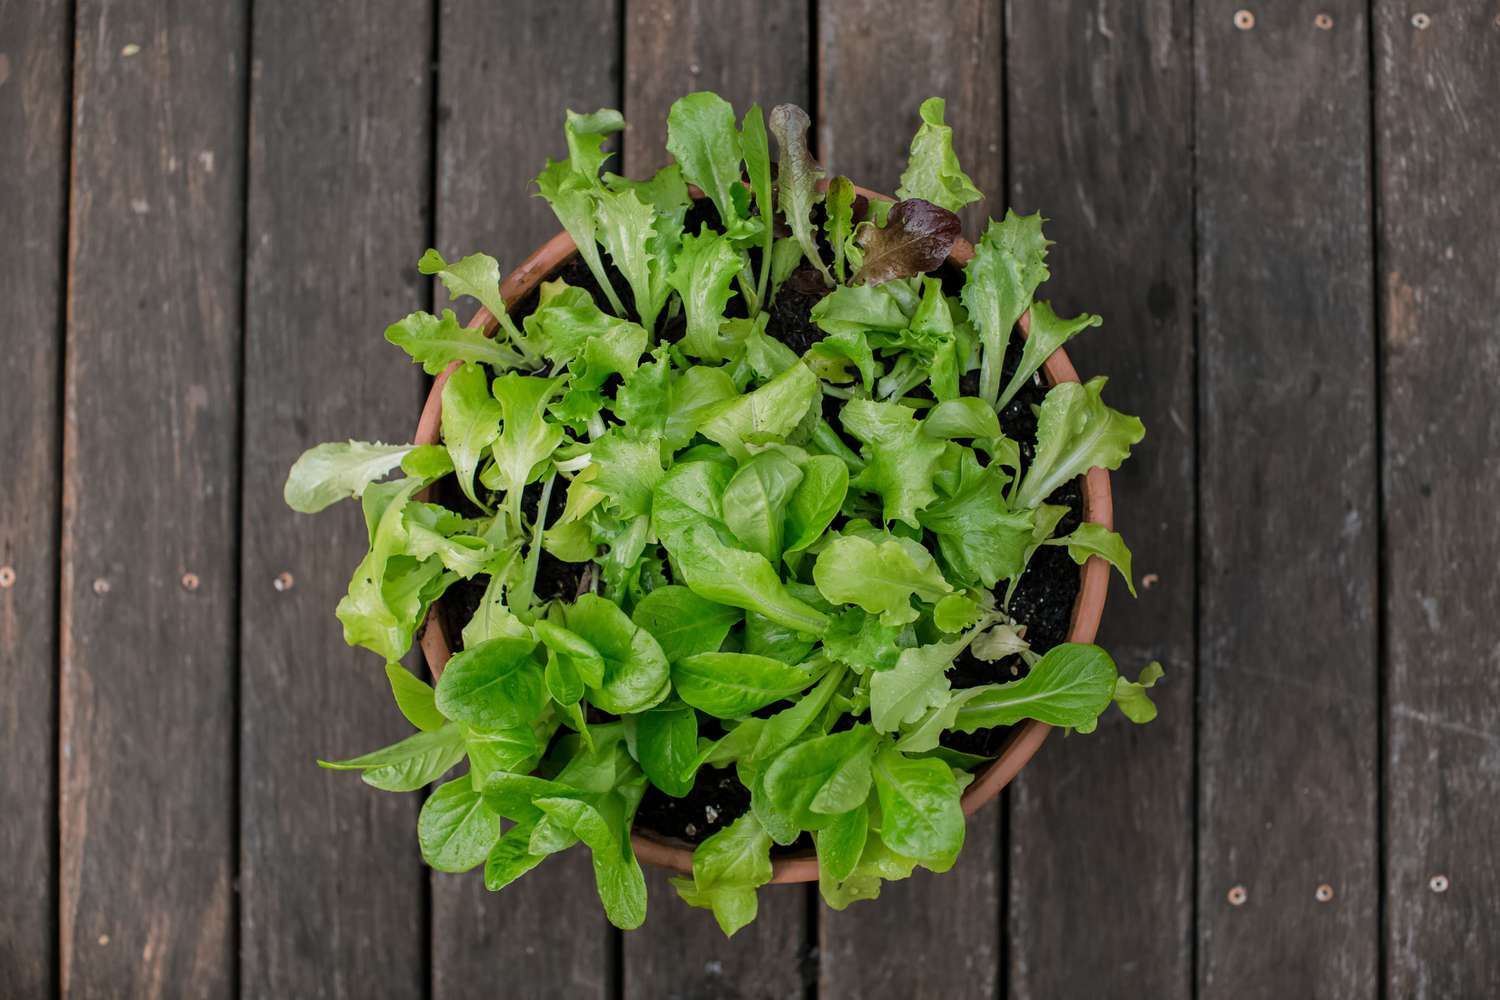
[895,97,981,213]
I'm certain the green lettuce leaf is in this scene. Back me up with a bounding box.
[962,210,1050,405]
[1014,377,1144,510]
[950,642,1118,731]
[667,91,745,231]
[895,97,981,214]
[285,440,421,514]
[997,300,1102,409]
[385,308,527,375]
[666,227,742,362]
[841,398,947,528]
[1046,521,1136,596]
[671,811,774,937]
[418,775,502,873]
[318,723,467,792]
[813,533,953,626]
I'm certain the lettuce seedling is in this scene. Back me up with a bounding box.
[288,91,1155,936]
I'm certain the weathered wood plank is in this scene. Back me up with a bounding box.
[623,869,812,1000]
[819,0,1003,229]
[1375,5,1500,996]
[1195,2,1379,995]
[0,0,69,994]
[821,835,1001,999]
[618,3,816,993]
[623,0,811,175]
[239,3,433,996]
[429,3,619,995]
[815,3,1004,997]
[1004,3,1196,996]
[61,1,247,994]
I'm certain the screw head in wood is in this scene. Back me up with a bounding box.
[274,571,295,592]
[0,565,15,588]
[1314,13,1333,30]
[1411,12,1430,29]
[1315,883,1334,902]
[1227,885,1248,906]
[1234,9,1255,30]
[181,572,200,591]
[1429,874,1449,893]
[92,578,111,595]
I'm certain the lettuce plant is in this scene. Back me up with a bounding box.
[286,91,1156,935]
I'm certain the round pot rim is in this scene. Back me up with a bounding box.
[413,184,1113,884]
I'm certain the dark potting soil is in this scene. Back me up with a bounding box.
[430,208,1085,844]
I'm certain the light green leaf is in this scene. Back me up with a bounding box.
[951,642,1119,731]
[535,159,627,315]
[759,725,878,832]
[918,453,1032,588]
[824,175,857,284]
[1014,377,1144,509]
[565,594,672,714]
[631,585,741,664]
[722,450,804,562]
[285,441,418,514]
[318,723,467,792]
[962,210,1050,405]
[841,398,947,528]
[384,308,526,375]
[490,373,565,516]
[666,227,742,362]
[590,431,664,520]
[871,746,965,870]
[1046,521,1136,596]
[868,633,970,733]
[385,661,447,732]
[594,185,668,334]
[441,363,502,510]
[674,651,821,719]
[418,776,502,872]
[813,533,953,626]
[667,92,745,231]
[783,455,850,555]
[419,249,523,345]
[433,636,546,731]
[671,811,774,937]
[533,788,648,930]
[697,361,820,460]
[1114,661,1164,724]
[997,300,1103,409]
[895,97,982,213]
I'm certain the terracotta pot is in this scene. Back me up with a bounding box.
[414,185,1113,884]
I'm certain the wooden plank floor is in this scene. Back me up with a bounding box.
[2,2,1496,996]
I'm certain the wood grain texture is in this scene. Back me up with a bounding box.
[1004,2,1196,996]
[239,4,432,996]
[623,869,812,1000]
[0,0,68,994]
[1375,4,1500,996]
[619,3,816,993]
[1195,2,1379,995]
[429,3,619,995]
[61,1,246,994]
[819,0,1003,231]
[623,0,810,176]
[815,3,1003,994]
[820,826,1001,999]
